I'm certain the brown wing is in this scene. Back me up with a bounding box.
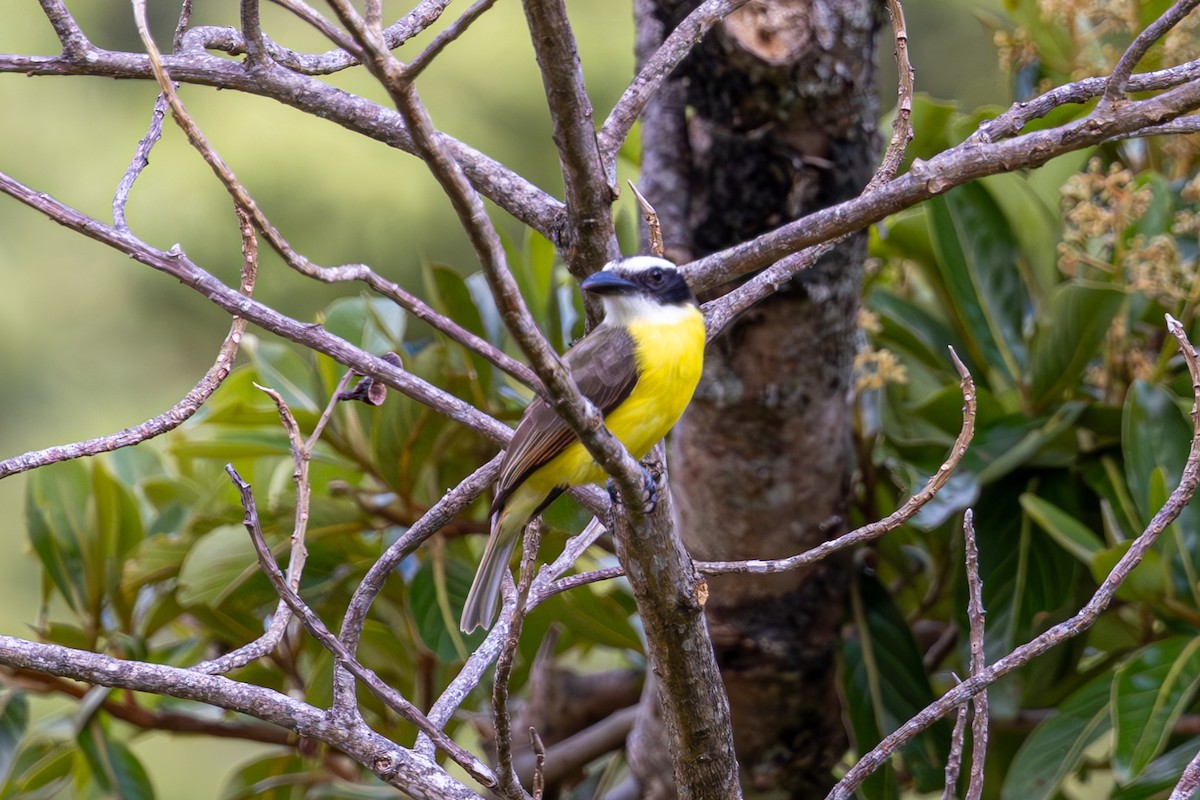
[492,324,638,513]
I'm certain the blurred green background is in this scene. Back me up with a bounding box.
[0,0,1000,796]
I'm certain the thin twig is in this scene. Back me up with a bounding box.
[872,0,915,193]
[974,60,1200,143]
[0,203,255,481]
[269,0,365,59]
[628,181,664,258]
[530,728,547,800]
[1170,747,1200,800]
[1102,0,1200,105]
[113,0,194,228]
[942,691,968,800]
[223,466,497,789]
[184,0,451,75]
[520,0,618,278]
[827,315,1200,799]
[598,0,750,163]
[336,454,503,716]
[493,519,542,800]
[194,372,353,675]
[240,0,267,64]
[406,0,500,79]
[36,0,89,56]
[963,509,987,800]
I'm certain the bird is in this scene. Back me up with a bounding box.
[459,255,706,632]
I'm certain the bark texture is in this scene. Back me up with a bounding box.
[635,0,881,796]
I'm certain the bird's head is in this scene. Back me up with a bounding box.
[580,256,697,326]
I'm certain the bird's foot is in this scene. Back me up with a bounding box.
[605,467,660,514]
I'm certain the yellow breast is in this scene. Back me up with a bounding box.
[535,307,706,490]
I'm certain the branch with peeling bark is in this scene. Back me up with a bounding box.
[5,0,1200,797]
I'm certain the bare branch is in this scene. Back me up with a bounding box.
[36,0,89,56]
[826,315,1200,800]
[628,181,664,258]
[195,372,352,675]
[697,348,974,575]
[493,519,542,800]
[1102,0,1200,105]
[0,635,475,799]
[520,0,618,277]
[972,59,1200,144]
[530,728,547,800]
[113,94,168,230]
[0,49,565,240]
[598,0,750,164]
[0,169,512,445]
[963,509,987,800]
[240,0,267,64]
[1171,747,1200,800]
[183,0,451,75]
[942,694,968,800]
[269,0,365,59]
[684,68,1200,296]
[407,0,500,78]
[224,465,497,789]
[873,0,915,193]
[0,204,257,480]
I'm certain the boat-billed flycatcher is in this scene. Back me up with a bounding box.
[459,255,706,632]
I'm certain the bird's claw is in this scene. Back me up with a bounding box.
[605,467,660,514]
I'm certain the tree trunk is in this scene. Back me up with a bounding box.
[634,0,881,795]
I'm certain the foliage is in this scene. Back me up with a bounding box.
[6,0,1200,796]
[7,247,641,796]
[849,15,1200,791]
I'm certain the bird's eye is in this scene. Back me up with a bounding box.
[648,268,665,284]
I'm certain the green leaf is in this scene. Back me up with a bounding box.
[926,182,1031,386]
[842,573,950,794]
[76,722,155,800]
[0,693,28,787]
[1113,636,1200,781]
[1020,493,1104,564]
[869,288,976,375]
[0,736,73,800]
[1112,735,1200,799]
[26,459,91,612]
[1123,380,1193,526]
[1028,282,1124,409]
[321,296,405,354]
[410,555,472,662]
[222,752,308,800]
[177,525,261,608]
[534,588,642,653]
[1091,541,1167,603]
[1001,671,1113,800]
[970,402,1085,485]
[242,336,319,413]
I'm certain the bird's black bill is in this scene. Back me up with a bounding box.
[580,270,640,296]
